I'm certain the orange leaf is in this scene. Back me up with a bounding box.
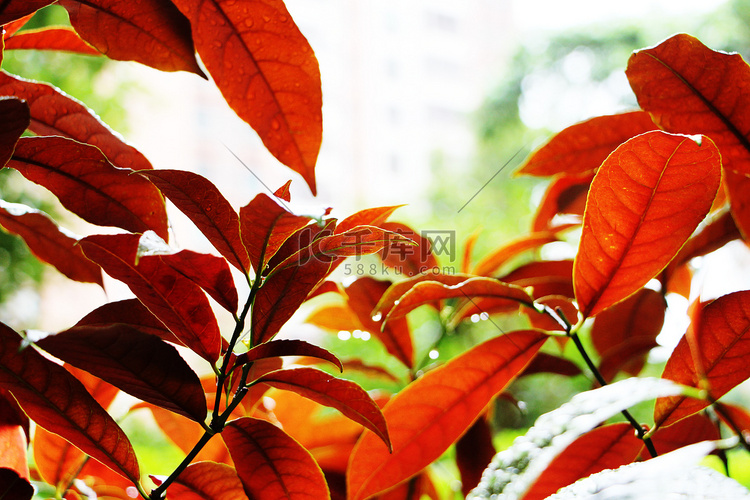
[33,426,85,488]
[170,462,246,500]
[346,330,547,500]
[574,131,721,319]
[255,367,390,450]
[656,290,750,427]
[4,27,100,55]
[307,304,363,332]
[384,277,534,323]
[376,222,440,277]
[472,231,558,277]
[171,0,322,193]
[0,322,139,483]
[516,111,658,177]
[373,273,473,320]
[223,417,330,499]
[59,0,203,75]
[627,33,750,176]
[523,423,642,500]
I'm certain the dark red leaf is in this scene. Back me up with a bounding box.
[0,391,27,442]
[235,339,342,372]
[500,260,574,299]
[75,298,177,344]
[59,0,203,75]
[80,233,222,362]
[170,462,246,500]
[650,413,720,456]
[456,417,495,496]
[0,1,53,25]
[0,71,153,172]
[37,324,208,421]
[347,330,547,500]
[531,173,592,232]
[306,280,340,300]
[159,250,238,314]
[255,367,390,450]
[574,131,721,318]
[516,111,658,177]
[2,14,34,38]
[591,288,666,379]
[345,277,413,369]
[171,0,322,193]
[373,273,473,320]
[9,136,168,239]
[224,417,330,499]
[520,352,582,378]
[472,231,558,277]
[524,423,642,500]
[139,169,250,274]
[656,290,750,427]
[376,222,439,277]
[627,33,750,176]
[598,336,661,384]
[0,201,102,285]
[0,468,33,500]
[0,322,139,483]
[715,402,750,438]
[0,96,28,168]
[666,210,740,278]
[4,27,100,55]
[239,192,312,273]
[274,180,293,202]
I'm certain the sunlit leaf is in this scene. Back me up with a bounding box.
[171,0,322,193]
[0,322,139,483]
[656,290,750,427]
[80,233,222,362]
[159,250,238,314]
[523,423,642,500]
[516,112,658,177]
[0,71,153,171]
[4,27,100,55]
[255,367,390,449]
[223,417,330,499]
[0,406,28,480]
[9,136,168,239]
[0,1,53,25]
[591,288,665,379]
[500,260,574,299]
[170,462,246,500]
[33,426,85,489]
[472,232,558,277]
[335,206,401,235]
[384,277,534,324]
[239,192,311,273]
[373,273,473,320]
[0,201,102,285]
[59,0,203,75]
[649,413,720,457]
[0,96,28,168]
[627,33,750,176]
[306,303,363,332]
[37,324,208,421]
[574,131,721,319]
[234,339,342,372]
[347,330,547,500]
[376,221,440,277]
[274,180,293,202]
[345,277,413,369]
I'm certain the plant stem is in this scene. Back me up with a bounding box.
[149,429,215,499]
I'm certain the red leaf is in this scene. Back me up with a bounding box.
[0,201,102,285]
[274,180,292,202]
[626,33,750,176]
[139,169,250,274]
[235,339,342,372]
[516,111,658,177]
[59,0,203,75]
[0,322,139,483]
[472,231,558,277]
[170,462,246,500]
[0,411,28,480]
[656,290,750,427]
[376,222,440,277]
[0,71,153,172]
[9,136,168,239]
[724,170,750,241]
[531,173,592,232]
[455,418,495,496]
[0,469,33,500]
[384,277,534,323]
[373,273,473,320]
[591,288,666,378]
[0,1,54,25]
[574,131,721,319]
[2,14,34,38]
[597,336,660,384]
[520,352,582,378]
[523,295,578,333]
[666,210,740,275]
[500,260,574,299]
[0,96,28,168]
[171,0,322,193]
[335,206,401,235]
[239,193,312,273]
[345,277,413,369]
[255,367,390,450]
[33,426,85,488]
[37,324,208,421]
[223,417,330,499]
[80,233,222,362]
[347,330,547,500]
[716,402,750,437]
[307,304,363,333]
[649,413,720,456]
[159,250,239,314]
[75,298,177,344]
[4,27,100,55]
[523,423,642,500]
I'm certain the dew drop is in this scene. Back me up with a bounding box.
[361,331,371,341]
[470,314,480,323]
[271,118,281,130]
[338,330,351,340]
[372,312,382,322]
[429,349,439,360]
[262,15,271,22]
[280,15,288,22]
[245,17,254,28]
